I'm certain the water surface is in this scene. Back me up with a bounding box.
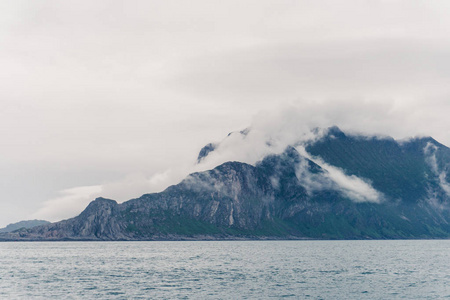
[0,240,449,299]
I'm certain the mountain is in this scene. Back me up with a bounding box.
[0,220,50,233]
[2,127,450,241]
[197,143,217,163]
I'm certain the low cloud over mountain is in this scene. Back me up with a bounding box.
[5,126,450,241]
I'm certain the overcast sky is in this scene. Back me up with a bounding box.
[2,0,450,226]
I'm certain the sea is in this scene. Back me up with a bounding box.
[0,240,449,299]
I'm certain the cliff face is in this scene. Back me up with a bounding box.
[4,127,450,241]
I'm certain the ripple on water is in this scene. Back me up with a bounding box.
[0,240,449,299]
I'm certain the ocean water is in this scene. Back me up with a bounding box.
[0,240,449,299]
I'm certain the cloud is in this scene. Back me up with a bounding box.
[29,163,208,223]
[195,107,329,170]
[324,166,383,203]
[195,113,385,203]
[195,98,449,171]
[424,142,450,197]
[27,99,447,222]
[294,156,334,195]
[295,147,383,203]
[3,1,450,226]
[32,185,102,222]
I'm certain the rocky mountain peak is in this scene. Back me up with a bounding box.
[2,127,450,241]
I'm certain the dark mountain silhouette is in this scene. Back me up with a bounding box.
[3,127,450,241]
[0,220,50,233]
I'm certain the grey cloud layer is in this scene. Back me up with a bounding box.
[2,1,450,225]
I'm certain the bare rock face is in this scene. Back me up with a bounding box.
[197,143,217,163]
[4,127,450,241]
[6,198,126,240]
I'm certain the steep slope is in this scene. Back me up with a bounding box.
[306,126,450,204]
[4,140,450,241]
[197,143,217,163]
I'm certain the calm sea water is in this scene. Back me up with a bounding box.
[0,240,449,299]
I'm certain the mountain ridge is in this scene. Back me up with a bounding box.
[0,220,50,233]
[2,126,450,241]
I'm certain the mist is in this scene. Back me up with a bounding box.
[3,1,450,226]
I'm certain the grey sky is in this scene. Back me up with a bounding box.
[2,0,450,226]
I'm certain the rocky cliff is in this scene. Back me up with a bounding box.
[3,127,450,241]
